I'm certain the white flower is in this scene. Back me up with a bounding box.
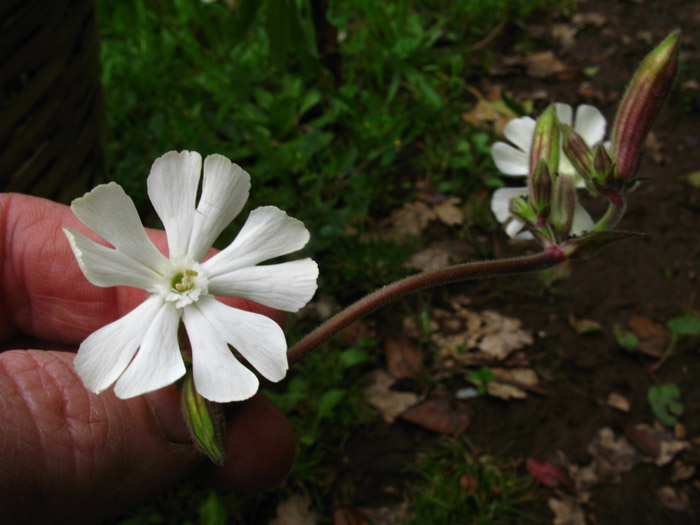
[490,103,607,239]
[64,151,318,403]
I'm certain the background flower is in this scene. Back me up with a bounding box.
[490,104,606,239]
[64,151,318,403]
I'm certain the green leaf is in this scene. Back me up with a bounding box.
[339,348,370,368]
[648,384,683,426]
[198,490,227,525]
[613,323,639,350]
[317,389,346,419]
[232,0,263,43]
[666,315,700,337]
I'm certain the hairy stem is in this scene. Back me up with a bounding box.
[288,247,568,364]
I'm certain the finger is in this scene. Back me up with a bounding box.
[201,392,297,491]
[0,193,284,344]
[0,349,295,523]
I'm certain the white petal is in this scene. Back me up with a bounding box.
[182,301,259,403]
[63,228,161,289]
[207,259,318,312]
[554,103,574,126]
[147,151,202,259]
[505,219,533,240]
[70,183,167,273]
[73,295,164,393]
[203,206,310,275]
[195,296,288,383]
[490,187,528,223]
[491,142,529,176]
[570,201,595,236]
[114,302,185,399]
[187,155,251,261]
[502,116,536,152]
[573,104,606,146]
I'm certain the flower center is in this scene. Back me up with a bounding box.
[172,269,198,292]
[156,260,209,309]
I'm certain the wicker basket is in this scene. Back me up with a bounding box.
[0,0,106,203]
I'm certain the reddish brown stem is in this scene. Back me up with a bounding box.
[288,247,568,364]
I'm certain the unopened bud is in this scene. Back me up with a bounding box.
[611,29,680,180]
[561,124,594,182]
[181,371,226,466]
[529,159,552,220]
[529,104,560,177]
[551,175,576,238]
[509,195,536,225]
[592,144,615,184]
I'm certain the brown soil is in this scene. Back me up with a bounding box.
[335,1,700,523]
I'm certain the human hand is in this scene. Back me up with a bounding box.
[0,193,296,523]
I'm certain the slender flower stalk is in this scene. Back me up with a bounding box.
[288,248,568,364]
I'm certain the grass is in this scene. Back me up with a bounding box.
[406,437,543,524]
[96,0,568,522]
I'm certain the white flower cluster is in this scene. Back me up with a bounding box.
[490,103,607,239]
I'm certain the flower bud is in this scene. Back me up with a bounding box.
[560,124,594,182]
[611,29,680,180]
[529,159,552,220]
[592,143,615,184]
[181,371,226,466]
[509,195,536,225]
[529,104,560,178]
[551,175,576,238]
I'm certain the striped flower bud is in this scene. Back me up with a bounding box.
[611,29,680,181]
[551,175,577,238]
[529,104,560,178]
[561,124,594,182]
[529,159,552,221]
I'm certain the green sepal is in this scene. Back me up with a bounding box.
[181,370,227,466]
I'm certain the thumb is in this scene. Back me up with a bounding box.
[0,349,295,523]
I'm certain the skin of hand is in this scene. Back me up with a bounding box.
[0,193,297,523]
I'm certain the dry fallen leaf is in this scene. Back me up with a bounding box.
[433,308,534,366]
[627,314,667,358]
[572,11,607,28]
[270,494,320,525]
[433,197,464,226]
[363,369,420,423]
[625,423,690,466]
[657,486,689,512]
[384,201,436,237]
[385,337,423,379]
[607,392,631,413]
[573,428,642,491]
[548,496,586,525]
[551,23,577,49]
[671,459,696,482]
[459,86,520,135]
[487,367,539,400]
[405,246,452,272]
[525,51,580,80]
[399,398,473,434]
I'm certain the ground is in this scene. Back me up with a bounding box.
[318,1,700,523]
